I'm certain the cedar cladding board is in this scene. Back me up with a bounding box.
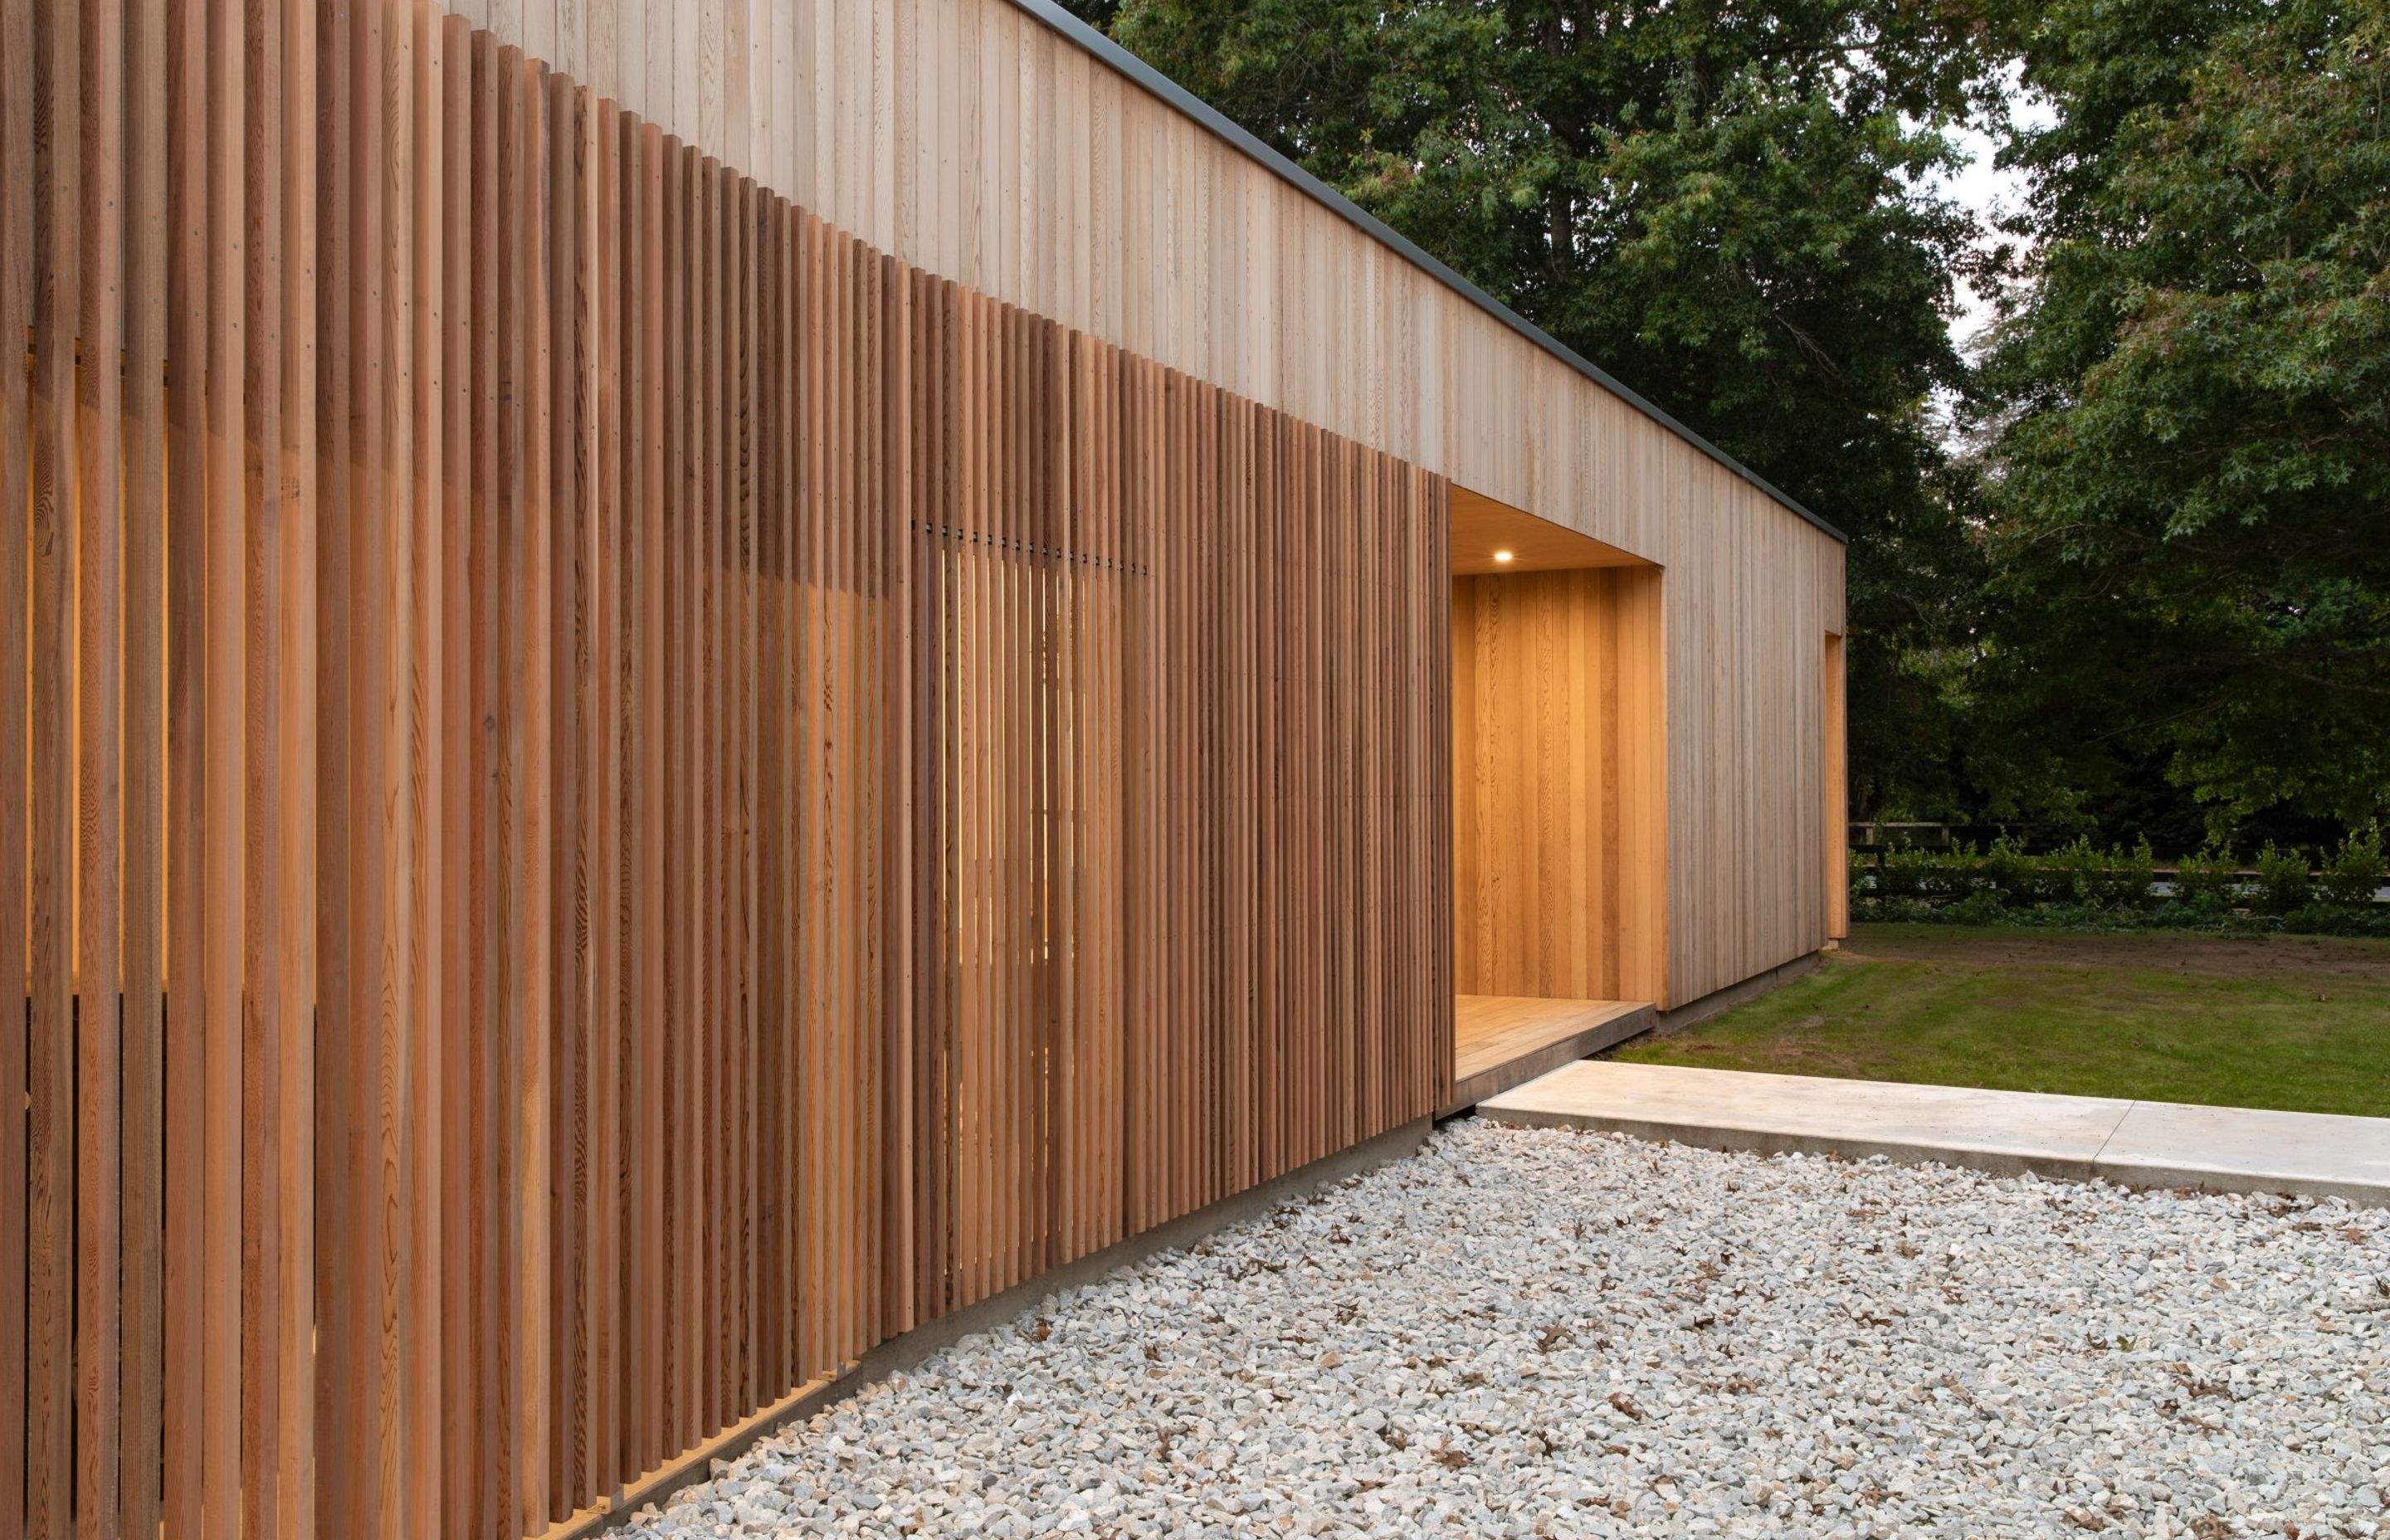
[2,2,1451,1535]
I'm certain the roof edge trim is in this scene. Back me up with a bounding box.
[1007,0,1848,545]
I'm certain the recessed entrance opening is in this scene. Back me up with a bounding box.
[1446,487,1666,1112]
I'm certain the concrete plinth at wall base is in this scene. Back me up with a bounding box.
[1480,1061,2390,1209]
[1651,953,1820,1034]
[552,1116,1434,1540]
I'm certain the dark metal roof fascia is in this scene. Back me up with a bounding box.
[1003,0,1849,545]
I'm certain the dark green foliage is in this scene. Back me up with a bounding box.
[1853,833,2390,928]
[2251,842,2314,916]
[2027,836,2156,908]
[2318,826,2388,908]
[1983,834,2080,906]
[1971,0,2390,834]
[2077,836,2158,909]
[1854,896,2390,939]
[2172,842,2242,909]
[1981,835,2039,907]
[1872,843,1937,902]
[1928,842,1988,904]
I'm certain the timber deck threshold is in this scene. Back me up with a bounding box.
[1444,996,1656,1116]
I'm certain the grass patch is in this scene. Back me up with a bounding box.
[1614,923,2390,1118]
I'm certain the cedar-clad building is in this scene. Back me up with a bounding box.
[0,0,1845,1534]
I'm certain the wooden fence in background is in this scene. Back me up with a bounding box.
[0,0,1454,1535]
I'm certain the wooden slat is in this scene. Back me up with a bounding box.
[402,10,441,1536]
[630,113,666,1496]
[697,145,721,1442]
[114,0,165,1526]
[199,2,245,1536]
[731,169,757,1423]
[543,57,581,1527]
[505,45,550,1534]
[348,2,393,1531]
[880,248,915,1339]
[26,1,80,1533]
[275,2,320,1535]
[462,31,500,1538]
[0,0,31,1520]
[524,53,556,1533]
[588,87,625,1503]
[797,210,822,1370]
[435,11,475,1536]
[754,183,786,1402]
[241,0,285,1518]
[500,42,529,1529]
[73,0,127,1528]
[306,0,354,1531]
[661,126,688,1455]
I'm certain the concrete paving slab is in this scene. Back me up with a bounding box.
[1479,1060,2390,1206]
[2097,1100,2390,1206]
[1479,1061,2131,1180]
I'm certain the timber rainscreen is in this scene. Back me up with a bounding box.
[0,1,1451,1534]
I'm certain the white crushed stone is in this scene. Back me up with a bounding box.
[619,1121,2390,1538]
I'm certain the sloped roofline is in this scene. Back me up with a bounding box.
[1008,0,1849,544]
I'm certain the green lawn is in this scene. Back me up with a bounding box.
[1614,923,2390,1117]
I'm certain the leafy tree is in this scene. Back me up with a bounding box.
[1972,0,2390,832]
[1060,0,2009,819]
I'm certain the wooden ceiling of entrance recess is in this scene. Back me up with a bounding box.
[1450,487,1656,575]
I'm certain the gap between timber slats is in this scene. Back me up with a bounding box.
[0,0,1453,1534]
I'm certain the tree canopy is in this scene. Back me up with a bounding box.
[1063,0,2390,847]
[1970,0,2390,832]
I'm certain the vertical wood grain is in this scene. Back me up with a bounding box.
[199,1,245,1533]
[308,0,354,1529]
[0,0,31,1517]
[72,1,126,1528]
[241,0,286,1521]
[402,11,441,1536]
[26,0,80,1529]
[276,2,319,1533]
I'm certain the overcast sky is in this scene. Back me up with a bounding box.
[1927,85,2057,353]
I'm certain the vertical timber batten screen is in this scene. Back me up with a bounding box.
[0,2,1456,1536]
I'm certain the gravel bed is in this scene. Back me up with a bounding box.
[622,1121,2390,1538]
